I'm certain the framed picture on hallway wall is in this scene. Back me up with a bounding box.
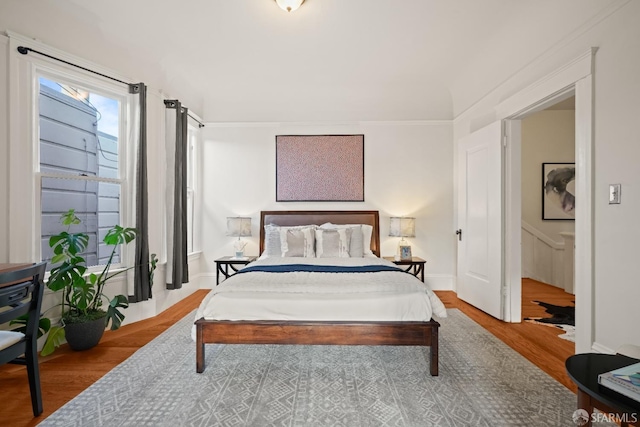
[276,135,364,202]
[542,162,575,220]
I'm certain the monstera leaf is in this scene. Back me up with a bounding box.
[106,295,129,330]
[47,260,87,292]
[104,225,137,246]
[10,314,51,339]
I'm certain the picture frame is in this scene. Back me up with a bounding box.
[400,245,412,261]
[276,134,364,202]
[542,162,576,220]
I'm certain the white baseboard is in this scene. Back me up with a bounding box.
[198,272,218,289]
[591,342,615,354]
[425,274,454,291]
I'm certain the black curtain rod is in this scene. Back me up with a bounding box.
[165,99,205,128]
[18,46,130,85]
[188,113,205,128]
[17,45,205,128]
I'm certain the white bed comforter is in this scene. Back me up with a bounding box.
[194,257,447,328]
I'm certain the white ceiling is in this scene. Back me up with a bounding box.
[0,0,623,122]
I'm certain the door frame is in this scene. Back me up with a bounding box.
[496,48,596,353]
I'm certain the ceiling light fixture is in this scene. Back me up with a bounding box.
[275,0,305,13]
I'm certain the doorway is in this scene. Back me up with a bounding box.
[519,96,576,348]
[454,49,595,353]
[499,48,595,354]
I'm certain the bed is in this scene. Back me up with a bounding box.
[195,210,444,376]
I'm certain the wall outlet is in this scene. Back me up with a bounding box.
[609,184,621,204]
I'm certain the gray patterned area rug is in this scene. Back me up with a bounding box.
[39,309,588,427]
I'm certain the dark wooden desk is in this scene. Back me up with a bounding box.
[0,263,32,288]
[566,353,640,426]
[0,263,31,272]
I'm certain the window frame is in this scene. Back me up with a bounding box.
[7,33,136,267]
[186,121,200,255]
[35,69,132,271]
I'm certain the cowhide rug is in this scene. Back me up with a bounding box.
[524,300,576,342]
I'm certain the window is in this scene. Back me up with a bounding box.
[186,123,198,254]
[38,75,127,268]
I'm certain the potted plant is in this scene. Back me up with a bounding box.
[40,209,151,355]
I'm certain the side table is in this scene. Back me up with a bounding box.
[566,353,640,426]
[383,256,426,282]
[215,256,257,285]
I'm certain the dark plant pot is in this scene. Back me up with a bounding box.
[64,315,107,351]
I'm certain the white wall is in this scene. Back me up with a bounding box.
[520,110,575,288]
[200,122,455,291]
[521,224,565,287]
[521,110,575,240]
[453,1,640,352]
[591,4,640,352]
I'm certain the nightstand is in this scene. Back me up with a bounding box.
[383,256,426,282]
[215,256,257,285]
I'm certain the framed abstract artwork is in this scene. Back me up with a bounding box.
[542,162,575,220]
[276,134,364,202]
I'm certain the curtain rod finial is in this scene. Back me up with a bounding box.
[17,46,29,55]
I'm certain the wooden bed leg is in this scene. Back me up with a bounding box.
[430,324,439,376]
[196,322,205,373]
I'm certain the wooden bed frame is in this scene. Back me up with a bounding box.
[195,210,440,375]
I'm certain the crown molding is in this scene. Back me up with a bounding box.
[204,120,452,128]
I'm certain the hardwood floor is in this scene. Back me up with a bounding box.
[0,279,576,426]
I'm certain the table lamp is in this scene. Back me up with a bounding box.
[226,217,252,259]
[389,217,416,261]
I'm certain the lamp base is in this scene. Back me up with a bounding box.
[395,237,411,261]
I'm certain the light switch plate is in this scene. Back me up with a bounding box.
[609,184,621,204]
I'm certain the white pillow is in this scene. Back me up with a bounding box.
[315,228,351,258]
[263,224,316,257]
[280,227,315,257]
[344,225,364,257]
[319,223,372,256]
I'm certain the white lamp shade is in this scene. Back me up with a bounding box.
[275,0,305,12]
[226,217,252,237]
[389,217,416,238]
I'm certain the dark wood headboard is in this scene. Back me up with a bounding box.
[259,210,380,257]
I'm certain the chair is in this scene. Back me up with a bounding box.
[0,262,47,417]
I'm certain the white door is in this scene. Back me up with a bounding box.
[457,121,504,320]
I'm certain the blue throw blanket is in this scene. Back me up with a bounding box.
[237,264,404,274]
